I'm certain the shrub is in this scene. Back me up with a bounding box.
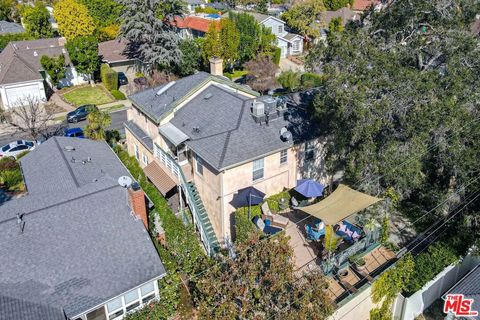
[264,190,291,213]
[273,47,281,65]
[110,89,126,100]
[277,70,301,92]
[100,63,118,91]
[301,73,324,89]
[1,169,23,190]
[0,157,18,171]
[234,206,261,243]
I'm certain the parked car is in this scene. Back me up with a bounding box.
[0,140,35,158]
[66,105,97,123]
[64,127,84,138]
[118,72,128,86]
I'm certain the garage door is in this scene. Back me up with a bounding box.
[5,83,42,108]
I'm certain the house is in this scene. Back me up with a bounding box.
[313,7,360,43]
[0,38,87,109]
[0,137,166,320]
[0,21,25,35]
[249,12,303,58]
[172,15,221,39]
[98,39,142,76]
[124,59,326,254]
[351,0,383,12]
[185,0,206,13]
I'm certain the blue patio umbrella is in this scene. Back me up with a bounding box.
[232,187,266,208]
[295,179,325,198]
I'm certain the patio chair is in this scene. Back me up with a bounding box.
[335,220,363,244]
[261,202,289,228]
[253,216,283,235]
[305,223,325,241]
[291,196,299,208]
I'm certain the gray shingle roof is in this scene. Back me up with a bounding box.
[169,84,318,171]
[125,120,154,151]
[446,264,480,319]
[0,21,25,35]
[0,137,166,319]
[128,71,258,123]
[0,38,72,85]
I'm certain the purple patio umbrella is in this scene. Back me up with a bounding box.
[295,179,325,198]
[232,186,266,208]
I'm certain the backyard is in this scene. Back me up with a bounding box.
[61,85,115,106]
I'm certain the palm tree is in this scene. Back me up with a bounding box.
[84,109,111,140]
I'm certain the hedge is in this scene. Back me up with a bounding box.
[234,206,262,243]
[0,158,24,191]
[264,190,291,214]
[273,47,281,65]
[110,89,126,100]
[100,63,118,91]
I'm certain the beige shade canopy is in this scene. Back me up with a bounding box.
[299,184,382,225]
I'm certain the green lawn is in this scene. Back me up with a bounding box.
[62,85,114,106]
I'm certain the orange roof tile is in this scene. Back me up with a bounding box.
[351,0,380,11]
[173,16,221,33]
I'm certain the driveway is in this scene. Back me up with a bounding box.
[279,58,305,73]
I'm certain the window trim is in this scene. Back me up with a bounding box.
[141,152,148,165]
[280,149,288,165]
[304,141,315,162]
[252,158,264,182]
[134,144,139,160]
[195,155,204,176]
[278,25,283,33]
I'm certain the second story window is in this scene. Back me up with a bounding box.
[252,158,264,181]
[280,149,288,165]
[305,141,315,161]
[278,25,283,34]
[134,144,139,160]
[142,152,148,165]
[196,155,204,176]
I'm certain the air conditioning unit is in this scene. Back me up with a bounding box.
[252,100,265,117]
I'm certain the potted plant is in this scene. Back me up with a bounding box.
[364,218,380,234]
[338,268,349,279]
[349,254,367,272]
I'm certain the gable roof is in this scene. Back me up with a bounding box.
[321,8,359,26]
[0,137,166,319]
[172,15,220,33]
[249,12,285,25]
[351,0,380,11]
[0,38,71,85]
[0,21,25,35]
[98,38,133,63]
[128,71,259,124]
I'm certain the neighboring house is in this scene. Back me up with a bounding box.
[313,8,360,43]
[185,0,205,13]
[98,39,142,76]
[351,0,383,12]
[0,38,87,109]
[124,59,326,254]
[0,21,25,35]
[0,137,166,320]
[249,12,303,58]
[443,264,480,320]
[172,15,221,39]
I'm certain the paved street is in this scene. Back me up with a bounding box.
[0,109,127,147]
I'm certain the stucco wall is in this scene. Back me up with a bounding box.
[294,137,329,185]
[127,107,161,143]
[125,128,153,168]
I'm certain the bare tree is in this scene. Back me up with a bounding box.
[6,96,54,140]
[244,56,278,93]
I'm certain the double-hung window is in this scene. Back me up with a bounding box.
[252,158,264,181]
[134,144,139,160]
[293,40,300,51]
[195,155,204,176]
[280,149,288,165]
[142,152,148,165]
[305,141,315,161]
[278,25,283,34]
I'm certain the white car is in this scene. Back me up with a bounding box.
[0,140,35,159]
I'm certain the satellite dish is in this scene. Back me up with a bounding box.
[118,176,133,188]
[280,127,288,136]
[281,130,292,142]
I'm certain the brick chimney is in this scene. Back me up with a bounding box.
[128,185,148,229]
[209,57,223,76]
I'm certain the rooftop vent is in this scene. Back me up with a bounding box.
[64,146,75,152]
[281,130,292,142]
[155,81,176,96]
[204,92,213,99]
[192,126,200,134]
[33,51,38,57]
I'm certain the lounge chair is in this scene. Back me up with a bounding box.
[335,220,363,244]
[305,223,326,241]
[253,216,283,235]
[261,202,289,228]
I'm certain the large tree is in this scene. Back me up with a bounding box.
[282,0,325,39]
[40,54,66,86]
[0,0,18,22]
[53,0,95,40]
[307,0,480,247]
[77,0,122,40]
[176,39,201,76]
[193,233,333,319]
[201,21,221,64]
[65,36,99,84]
[84,109,111,140]
[219,18,240,69]
[118,0,183,73]
[21,2,54,39]
[244,56,278,93]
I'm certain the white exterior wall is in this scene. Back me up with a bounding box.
[262,17,287,37]
[58,66,88,87]
[0,80,46,109]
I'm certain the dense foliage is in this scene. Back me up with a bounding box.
[307,0,480,248]
[65,36,99,83]
[282,0,325,39]
[40,54,66,86]
[78,0,122,40]
[234,206,261,243]
[244,55,278,93]
[84,109,111,140]
[21,2,54,38]
[193,233,333,319]
[324,0,353,11]
[176,39,201,76]
[0,0,18,22]
[0,33,33,51]
[100,63,118,91]
[0,157,23,191]
[118,0,183,72]
[53,0,95,40]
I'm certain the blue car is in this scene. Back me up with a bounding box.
[64,127,84,138]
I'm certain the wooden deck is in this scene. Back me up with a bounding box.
[325,277,346,302]
[362,246,396,274]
